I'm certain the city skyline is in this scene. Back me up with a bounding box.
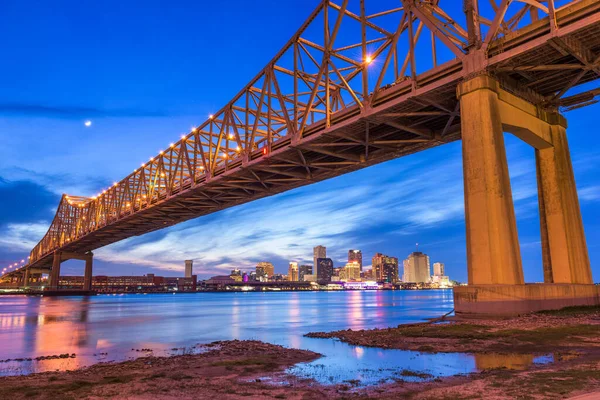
[1,0,600,283]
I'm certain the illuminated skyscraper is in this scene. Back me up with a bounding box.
[184,260,193,278]
[348,249,363,271]
[343,261,361,281]
[299,265,312,281]
[433,262,445,277]
[316,258,333,282]
[256,262,274,278]
[313,245,326,277]
[403,252,431,283]
[288,262,299,281]
[372,253,399,283]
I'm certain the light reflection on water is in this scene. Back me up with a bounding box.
[0,290,551,384]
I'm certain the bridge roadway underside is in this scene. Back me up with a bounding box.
[27,1,600,273]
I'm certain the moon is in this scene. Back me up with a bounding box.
[84,120,92,127]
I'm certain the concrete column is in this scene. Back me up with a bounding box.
[457,75,524,285]
[49,252,61,290]
[536,124,592,284]
[83,256,93,291]
[22,267,30,287]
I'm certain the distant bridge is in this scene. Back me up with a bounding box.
[3,0,600,314]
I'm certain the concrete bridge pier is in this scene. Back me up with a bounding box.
[454,74,599,316]
[22,267,30,287]
[48,251,94,291]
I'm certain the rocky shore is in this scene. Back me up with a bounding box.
[1,307,599,399]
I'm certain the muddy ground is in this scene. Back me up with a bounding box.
[1,307,599,399]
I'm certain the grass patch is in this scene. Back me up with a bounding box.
[536,305,600,316]
[494,367,600,398]
[394,323,600,347]
[211,358,279,371]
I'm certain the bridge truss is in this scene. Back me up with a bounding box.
[4,0,600,276]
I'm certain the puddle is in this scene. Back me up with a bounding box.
[287,348,556,386]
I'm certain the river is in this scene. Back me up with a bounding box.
[0,290,550,384]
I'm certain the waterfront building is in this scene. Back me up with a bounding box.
[362,268,374,280]
[231,268,241,277]
[256,261,274,278]
[403,252,431,283]
[313,245,326,278]
[288,262,299,281]
[299,265,312,281]
[433,262,445,277]
[184,260,193,278]
[303,274,317,282]
[343,261,361,281]
[316,257,333,282]
[59,274,197,292]
[372,253,399,283]
[348,249,363,271]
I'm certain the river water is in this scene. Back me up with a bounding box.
[0,290,551,384]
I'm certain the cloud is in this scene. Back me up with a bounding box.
[579,185,600,202]
[0,177,60,226]
[0,222,49,252]
[0,103,166,119]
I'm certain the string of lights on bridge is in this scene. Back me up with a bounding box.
[1,257,29,276]
[63,54,377,209]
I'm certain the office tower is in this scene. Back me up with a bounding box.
[403,252,431,283]
[313,245,326,277]
[433,262,445,277]
[348,249,363,271]
[372,253,399,283]
[299,265,312,281]
[288,262,299,281]
[184,260,193,278]
[344,261,361,281]
[231,268,241,277]
[316,258,333,282]
[256,262,274,278]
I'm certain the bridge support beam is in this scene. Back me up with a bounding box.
[454,74,598,316]
[22,267,30,287]
[49,252,62,290]
[457,75,524,286]
[83,256,93,291]
[48,251,94,292]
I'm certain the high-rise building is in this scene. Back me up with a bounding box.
[256,262,274,278]
[343,261,361,281]
[348,250,363,271]
[184,260,193,278]
[316,258,333,282]
[313,245,326,277]
[433,262,445,277]
[299,265,312,281]
[288,262,299,281]
[372,253,399,283]
[403,252,431,283]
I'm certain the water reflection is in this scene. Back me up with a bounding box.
[0,290,548,384]
[474,353,553,370]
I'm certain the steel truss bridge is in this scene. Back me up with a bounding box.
[3,0,600,292]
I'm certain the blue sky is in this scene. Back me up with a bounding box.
[1,0,599,281]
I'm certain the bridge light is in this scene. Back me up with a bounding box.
[113,182,118,186]
[191,127,197,132]
[236,146,241,151]
[159,150,164,155]
[262,148,268,155]
[170,143,175,148]
[365,55,373,64]
[209,114,213,119]
[160,172,165,177]
[228,134,234,140]
[181,134,186,139]
[223,153,228,159]
[141,163,145,167]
